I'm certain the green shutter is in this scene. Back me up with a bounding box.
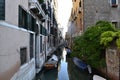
[40,25,47,36]
[0,0,5,20]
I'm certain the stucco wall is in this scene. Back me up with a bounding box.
[71,0,83,34]
[11,59,35,80]
[106,47,119,80]
[83,0,120,30]
[0,24,30,80]
[5,0,29,26]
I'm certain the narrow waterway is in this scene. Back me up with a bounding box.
[35,47,93,80]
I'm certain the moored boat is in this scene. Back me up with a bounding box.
[73,57,92,74]
[73,57,88,70]
[44,54,58,69]
[93,75,106,80]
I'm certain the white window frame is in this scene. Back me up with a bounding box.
[110,0,118,7]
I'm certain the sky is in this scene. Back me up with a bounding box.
[57,0,73,38]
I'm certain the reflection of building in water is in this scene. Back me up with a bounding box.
[61,48,67,62]
[67,58,76,80]
[58,48,69,80]
[58,61,69,80]
[39,69,58,80]
[67,57,92,80]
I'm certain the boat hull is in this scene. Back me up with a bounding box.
[73,57,87,70]
[93,75,106,80]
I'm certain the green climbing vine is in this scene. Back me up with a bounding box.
[72,21,116,68]
[100,30,120,48]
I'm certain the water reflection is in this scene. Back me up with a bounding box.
[61,48,67,61]
[36,47,92,80]
[37,69,58,80]
[58,48,69,80]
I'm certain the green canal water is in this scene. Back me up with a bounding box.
[35,48,93,80]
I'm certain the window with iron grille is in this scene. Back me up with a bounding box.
[20,47,27,65]
[0,0,5,20]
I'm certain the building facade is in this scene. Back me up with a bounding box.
[66,0,83,48]
[67,0,120,79]
[83,0,120,30]
[0,0,61,80]
[83,0,120,79]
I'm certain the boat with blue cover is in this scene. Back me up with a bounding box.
[73,57,88,70]
[73,57,92,74]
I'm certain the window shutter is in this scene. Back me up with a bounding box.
[0,0,5,20]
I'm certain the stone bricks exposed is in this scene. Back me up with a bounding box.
[106,47,120,80]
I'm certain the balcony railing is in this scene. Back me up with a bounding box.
[29,0,46,19]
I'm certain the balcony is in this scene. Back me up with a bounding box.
[29,0,37,3]
[41,3,48,14]
[30,8,39,13]
[29,0,38,9]
[36,13,44,19]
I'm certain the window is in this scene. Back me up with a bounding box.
[20,47,27,65]
[40,25,47,36]
[30,33,34,59]
[79,1,81,7]
[0,0,5,20]
[19,6,28,29]
[40,36,42,53]
[28,14,36,32]
[19,6,36,32]
[112,22,118,28]
[111,0,118,7]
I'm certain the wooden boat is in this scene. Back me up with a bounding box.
[44,55,58,69]
[73,57,88,70]
[93,75,106,80]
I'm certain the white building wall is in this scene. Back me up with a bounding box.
[11,59,35,80]
[0,22,36,80]
[5,0,29,26]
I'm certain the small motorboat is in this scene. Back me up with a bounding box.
[44,54,58,69]
[93,75,106,80]
[73,57,92,74]
[73,57,88,70]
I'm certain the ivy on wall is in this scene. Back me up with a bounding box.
[72,21,116,68]
[100,30,120,48]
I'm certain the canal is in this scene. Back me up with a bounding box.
[35,47,93,80]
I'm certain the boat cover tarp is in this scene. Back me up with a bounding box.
[73,57,87,70]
